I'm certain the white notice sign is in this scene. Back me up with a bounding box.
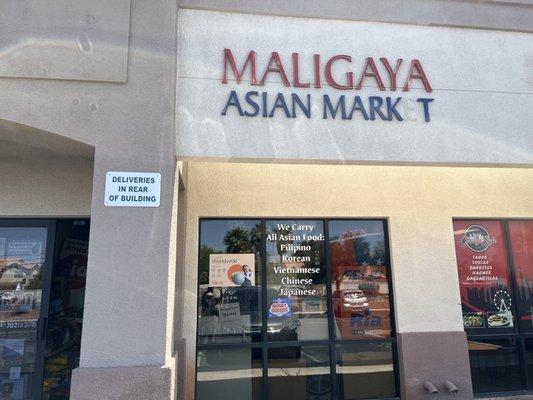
[104,172,161,207]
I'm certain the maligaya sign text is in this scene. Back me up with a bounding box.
[220,49,434,122]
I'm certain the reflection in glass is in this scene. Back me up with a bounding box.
[43,220,90,400]
[196,347,262,400]
[268,345,330,400]
[328,221,391,340]
[509,221,533,333]
[266,220,328,342]
[198,220,263,344]
[0,227,47,400]
[336,341,396,399]
[196,218,398,399]
[468,338,522,393]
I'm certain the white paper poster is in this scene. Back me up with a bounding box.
[218,303,241,324]
[7,241,42,257]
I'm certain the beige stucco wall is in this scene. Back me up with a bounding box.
[0,154,93,217]
[179,160,533,399]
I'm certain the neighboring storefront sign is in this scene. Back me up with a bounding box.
[104,171,161,207]
[454,220,514,331]
[208,253,255,287]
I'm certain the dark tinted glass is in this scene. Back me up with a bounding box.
[509,221,533,333]
[525,338,533,390]
[268,345,331,400]
[265,220,328,341]
[468,338,522,393]
[43,219,90,400]
[196,347,262,400]
[197,218,397,400]
[336,341,396,399]
[328,221,392,340]
[198,220,262,344]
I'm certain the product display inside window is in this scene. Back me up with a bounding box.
[196,219,397,400]
[454,219,533,395]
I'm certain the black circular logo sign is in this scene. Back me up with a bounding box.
[459,224,496,252]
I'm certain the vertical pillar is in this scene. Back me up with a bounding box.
[69,0,178,396]
[390,215,474,399]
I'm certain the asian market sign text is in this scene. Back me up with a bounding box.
[221,49,434,122]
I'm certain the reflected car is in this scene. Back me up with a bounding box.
[205,287,301,364]
[333,289,370,317]
[218,287,301,340]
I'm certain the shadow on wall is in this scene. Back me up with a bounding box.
[0,119,95,217]
[0,119,95,161]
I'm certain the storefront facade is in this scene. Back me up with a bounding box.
[0,1,532,399]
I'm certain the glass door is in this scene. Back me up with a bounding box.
[195,218,398,400]
[0,220,55,400]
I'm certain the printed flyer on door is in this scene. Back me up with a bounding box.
[454,220,514,331]
[208,254,255,287]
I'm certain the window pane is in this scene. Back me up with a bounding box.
[336,341,396,399]
[0,227,48,400]
[43,219,90,399]
[525,338,533,390]
[196,347,262,400]
[268,345,331,400]
[328,221,392,340]
[453,220,516,334]
[198,220,262,344]
[265,220,328,341]
[468,338,522,393]
[509,220,533,333]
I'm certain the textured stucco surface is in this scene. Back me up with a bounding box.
[0,0,173,396]
[0,0,178,387]
[0,150,93,217]
[70,365,172,400]
[0,0,532,398]
[0,0,131,81]
[180,161,533,399]
[177,10,533,165]
[398,331,473,399]
[179,0,533,32]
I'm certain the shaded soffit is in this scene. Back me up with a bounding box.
[0,119,94,161]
